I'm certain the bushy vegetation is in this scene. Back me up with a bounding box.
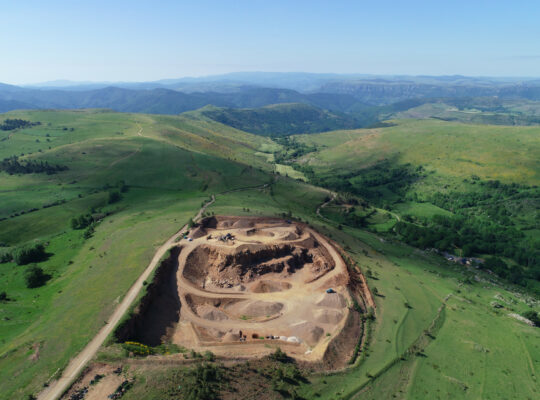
[273,136,318,164]
[122,341,153,356]
[121,341,186,357]
[108,191,122,204]
[312,161,422,200]
[203,103,360,136]
[0,118,40,131]
[269,362,304,398]
[167,363,224,400]
[0,156,68,175]
[522,310,540,327]
[284,138,538,286]
[392,180,539,283]
[13,243,47,265]
[268,347,289,363]
[24,265,50,288]
[70,214,93,230]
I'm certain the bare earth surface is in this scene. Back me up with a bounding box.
[171,216,352,361]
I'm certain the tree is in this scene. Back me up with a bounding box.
[522,311,540,327]
[24,266,50,288]
[0,251,11,263]
[13,244,47,265]
[108,191,121,204]
[269,347,289,363]
[70,218,78,229]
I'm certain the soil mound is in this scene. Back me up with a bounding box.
[282,231,299,240]
[232,219,255,228]
[200,216,218,228]
[229,300,283,318]
[222,331,240,342]
[290,321,324,346]
[190,226,207,239]
[199,305,229,321]
[314,309,344,324]
[245,228,274,237]
[316,292,347,309]
[251,280,291,293]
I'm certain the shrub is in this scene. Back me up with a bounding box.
[13,244,47,265]
[0,291,8,301]
[0,251,11,263]
[83,225,95,239]
[71,214,92,230]
[269,347,289,363]
[24,266,50,288]
[181,363,223,400]
[522,311,540,327]
[108,191,122,204]
[122,341,153,356]
[203,350,215,361]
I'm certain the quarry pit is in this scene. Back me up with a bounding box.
[117,216,369,366]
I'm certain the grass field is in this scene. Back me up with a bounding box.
[0,110,270,398]
[117,187,539,400]
[275,163,308,181]
[296,119,540,185]
[0,110,538,400]
[294,225,539,400]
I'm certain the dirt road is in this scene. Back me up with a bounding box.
[38,196,215,400]
[316,191,336,218]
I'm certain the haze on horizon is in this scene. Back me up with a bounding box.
[2,0,540,85]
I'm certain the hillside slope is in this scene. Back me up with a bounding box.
[201,103,361,136]
[0,110,538,400]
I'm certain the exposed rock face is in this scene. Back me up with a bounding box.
[114,247,182,346]
[183,242,329,289]
[221,245,312,275]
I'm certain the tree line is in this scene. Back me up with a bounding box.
[0,156,68,175]
[0,118,40,131]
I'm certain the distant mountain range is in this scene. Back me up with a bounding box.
[2,72,540,117]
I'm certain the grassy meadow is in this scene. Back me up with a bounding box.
[0,109,270,398]
[296,119,540,185]
[0,110,538,399]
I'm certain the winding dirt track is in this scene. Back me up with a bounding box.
[316,191,336,218]
[38,196,215,400]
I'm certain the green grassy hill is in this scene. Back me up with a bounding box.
[274,119,540,290]
[295,119,539,184]
[390,98,540,126]
[0,110,538,400]
[0,109,274,398]
[201,103,361,136]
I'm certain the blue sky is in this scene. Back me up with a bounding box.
[1,0,539,84]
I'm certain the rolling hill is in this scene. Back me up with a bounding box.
[0,109,538,400]
[201,103,361,136]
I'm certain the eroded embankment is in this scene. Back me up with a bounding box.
[115,247,182,346]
